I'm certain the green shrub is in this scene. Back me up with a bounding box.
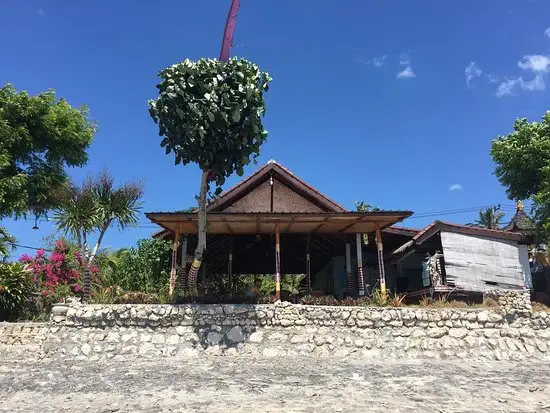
[96,239,171,294]
[0,262,34,321]
[369,288,389,307]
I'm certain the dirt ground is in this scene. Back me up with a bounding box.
[1,356,549,412]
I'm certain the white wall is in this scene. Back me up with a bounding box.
[440,231,529,292]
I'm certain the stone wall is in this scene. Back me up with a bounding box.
[2,290,549,361]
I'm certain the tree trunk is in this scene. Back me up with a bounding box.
[81,229,91,302]
[188,170,209,296]
[88,220,110,267]
[80,221,110,302]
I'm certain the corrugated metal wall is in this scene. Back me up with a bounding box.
[440,231,529,292]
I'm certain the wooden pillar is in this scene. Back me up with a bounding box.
[346,242,353,296]
[306,233,311,292]
[178,235,188,295]
[169,231,180,296]
[375,224,387,296]
[83,268,91,302]
[228,236,233,294]
[356,233,365,296]
[275,223,281,300]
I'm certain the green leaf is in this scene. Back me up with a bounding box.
[147,57,272,214]
[0,84,95,219]
[232,109,240,123]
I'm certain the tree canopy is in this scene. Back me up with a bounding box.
[491,111,550,239]
[148,57,271,295]
[0,84,96,220]
[148,57,271,191]
[53,170,144,268]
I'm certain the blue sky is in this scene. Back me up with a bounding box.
[2,0,550,255]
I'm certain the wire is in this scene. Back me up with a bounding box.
[9,243,53,252]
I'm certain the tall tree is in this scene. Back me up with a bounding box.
[491,111,550,239]
[0,84,95,221]
[472,206,505,229]
[149,59,271,295]
[52,170,143,300]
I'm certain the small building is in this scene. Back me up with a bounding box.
[147,161,532,300]
[387,221,532,299]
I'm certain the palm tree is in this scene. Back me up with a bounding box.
[52,170,143,300]
[471,206,505,230]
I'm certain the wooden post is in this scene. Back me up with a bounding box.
[228,236,233,294]
[375,224,387,297]
[356,233,365,296]
[178,235,188,295]
[169,231,180,296]
[83,268,91,302]
[306,233,311,292]
[275,223,281,300]
[346,242,353,296]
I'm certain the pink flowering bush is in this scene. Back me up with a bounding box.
[19,239,98,302]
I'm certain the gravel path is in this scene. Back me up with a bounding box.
[1,356,549,412]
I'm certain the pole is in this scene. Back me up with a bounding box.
[83,268,91,302]
[346,242,353,296]
[375,224,387,297]
[356,233,365,296]
[306,233,311,292]
[179,234,188,295]
[169,231,180,296]
[228,236,233,294]
[219,0,241,61]
[275,223,281,300]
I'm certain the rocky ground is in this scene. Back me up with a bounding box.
[1,355,549,412]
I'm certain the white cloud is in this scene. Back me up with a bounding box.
[495,52,550,97]
[545,28,550,38]
[357,55,386,68]
[372,55,386,67]
[397,66,415,79]
[465,62,482,86]
[449,184,463,191]
[520,74,546,91]
[399,51,411,65]
[517,54,550,73]
[496,75,546,97]
[496,78,520,97]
